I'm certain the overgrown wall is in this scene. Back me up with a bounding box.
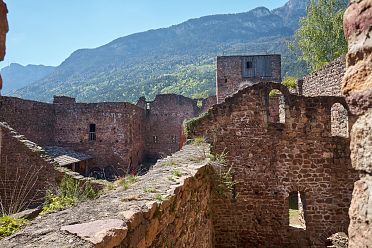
[0,144,214,248]
[0,122,62,212]
[189,82,357,247]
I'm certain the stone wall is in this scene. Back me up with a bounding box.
[342,1,372,247]
[300,56,346,97]
[188,82,357,247]
[216,55,281,103]
[0,122,62,212]
[0,144,214,248]
[54,100,146,176]
[144,94,199,159]
[0,96,56,145]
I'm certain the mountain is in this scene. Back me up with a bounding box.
[13,0,310,103]
[1,63,55,94]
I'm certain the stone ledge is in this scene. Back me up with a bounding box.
[0,143,212,248]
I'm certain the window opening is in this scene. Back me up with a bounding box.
[89,123,96,141]
[289,191,306,229]
[331,103,348,137]
[153,135,158,144]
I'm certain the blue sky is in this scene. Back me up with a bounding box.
[1,0,288,68]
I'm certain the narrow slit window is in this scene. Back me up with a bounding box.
[153,135,158,144]
[289,191,306,229]
[146,103,151,110]
[171,135,177,143]
[89,124,96,141]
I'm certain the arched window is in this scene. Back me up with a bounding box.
[268,89,285,123]
[331,103,348,137]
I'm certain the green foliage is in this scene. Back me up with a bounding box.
[184,111,211,139]
[172,169,183,178]
[209,149,228,164]
[212,165,236,196]
[118,175,138,190]
[282,76,297,89]
[269,90,277,97]
[163,160,177,167]
[192,136,206,146]
[41,176,99,214]
[294,0,348,71]
[144,187,157,193]
[154,194,165,202]
[0,216,26,239]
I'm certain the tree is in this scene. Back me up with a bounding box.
[293,0,348,71]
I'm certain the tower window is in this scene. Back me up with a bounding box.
[153,135,158,144]
[246,61,253,69]
[289,191,306,229]
[89,124,96,141]
[171,135,177,143]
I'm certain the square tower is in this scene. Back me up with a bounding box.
[216,55,281,103]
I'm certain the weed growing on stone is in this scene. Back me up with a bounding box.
[192,136,205,146]
[163,160,177,167]
[154,194,165,202]
[210,148,228,164]
[118,175,138,190]
[144,187,157,193]
[172,169,183,178]
[0,216,26,239]
[167,176,176,182]
[41,176,99,214]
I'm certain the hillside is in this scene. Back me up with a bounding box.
[1,63,55,94]
[12,0,309,103]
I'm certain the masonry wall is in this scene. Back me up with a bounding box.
[0,123,62,212]
[300,56,345,97]
[216,55,281,103]
[189,82,357,247]
[0,96,55,145]
[144,94,199,159]
[54,101,146,176]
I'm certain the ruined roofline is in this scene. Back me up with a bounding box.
[206,81,351,117]
[217,54,281,58]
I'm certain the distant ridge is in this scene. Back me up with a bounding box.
[11,0,309,103]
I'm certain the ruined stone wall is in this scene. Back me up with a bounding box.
[301,56,346,97]
[145,94,199,159]
[189,82,357,247]
[54,100,146,176]
[216,55,281,103]
[0,144,214,248]
[0,96,56,145]
[343,1,372,247]
[0,122,62,212]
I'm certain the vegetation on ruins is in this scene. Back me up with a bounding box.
[154,194,165,202]
[282,76,297,89]
[183,112,211,139]
[41,176,99,214]
[144,187,157,193]
[172,169,183,178]
[191,136,206,146]
[0,216,26,239]
[162,160,177,167]
[118,175,139,190]
[0,164,43,216]
[293,0,348,71]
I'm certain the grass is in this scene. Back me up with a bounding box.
[167,176,176,182]
[154,194,165,202]
[210,148,228,164]
[192,136,205,146]
[41,175,99,214]
[172,169,183,178]
[144,187,157,193]
[118,175,138,190]
[163,160,177,167]
[0,216,26,239]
